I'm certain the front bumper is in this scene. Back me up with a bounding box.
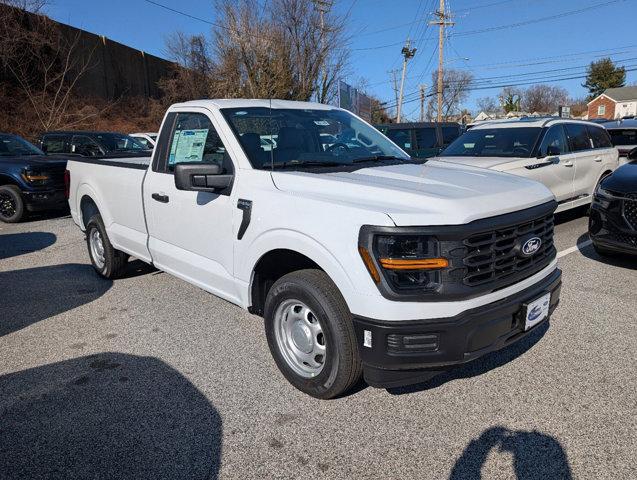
[22,189,67,212]
[589,196,637,255]
[352,268,562,388]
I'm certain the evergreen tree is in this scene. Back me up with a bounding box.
[583,58,626,100]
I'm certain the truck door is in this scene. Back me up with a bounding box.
[143,109,239,304]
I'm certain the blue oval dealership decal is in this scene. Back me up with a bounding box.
[522,237,542,256]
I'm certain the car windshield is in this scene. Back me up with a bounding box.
[95,133,147,152]
[0,134,44,156]
[221,107,410,169]
[441,127,542,158]
[608,129,637,146]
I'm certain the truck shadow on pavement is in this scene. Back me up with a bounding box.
[0,263,111,336]
[387,322,549,396]
[449,426,572,480]
[0,232,57,259]
[0,352,223,480]
[575,233,637,270]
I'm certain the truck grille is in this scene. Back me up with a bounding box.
[462,212,555,288]
[622,194,637,230]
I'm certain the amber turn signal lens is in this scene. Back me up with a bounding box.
[358,246,381,283]
[379,258,449,270]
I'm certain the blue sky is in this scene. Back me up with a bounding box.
[47,0,636,118]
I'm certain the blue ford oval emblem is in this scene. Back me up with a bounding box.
[522,237,542,256]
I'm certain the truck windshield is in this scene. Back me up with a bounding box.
[0,134,44,156]
[608,129,637,146]
[442,127,542,158]
[95,133,147,152]
[221,107,410,169]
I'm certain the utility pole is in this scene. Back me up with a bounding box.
[388,69,400,119]
[397,39,416,123]
[313,0,333,103]
[419,84,427,122]
[429,0,454,122]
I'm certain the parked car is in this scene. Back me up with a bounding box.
[66,99,562,399]
[600,118,637,160]
[375,122,462,159]
[0,133,67,222]
[435,117,619,213]
[38,131,152,158]
[130,132,158,149]
[589,148,637,256]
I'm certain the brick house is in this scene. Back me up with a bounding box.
[587,86,637,120]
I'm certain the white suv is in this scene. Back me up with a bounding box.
[436,118,619,212]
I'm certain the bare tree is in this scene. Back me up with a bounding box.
[0,2,103,131]
[476,96,498,113]
[161,0,349,102]
[426,69,473,121]
[498,87,522,113]
[522,84,568,114]
[159,32,215,104]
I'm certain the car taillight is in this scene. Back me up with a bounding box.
[64,169,70,199]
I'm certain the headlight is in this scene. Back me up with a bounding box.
[359,231,448,294]
[22,170,50,185]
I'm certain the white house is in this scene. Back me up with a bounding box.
[587,86,637,120]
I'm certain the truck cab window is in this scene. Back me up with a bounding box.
[167,112,232,173]
[42,135,68,153]
[72,135,102,157]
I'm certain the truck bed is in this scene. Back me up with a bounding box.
[67,156,152,262]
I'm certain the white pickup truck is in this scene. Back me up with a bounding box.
[66,99,562,399]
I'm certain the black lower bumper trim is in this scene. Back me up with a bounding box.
[353,268,562,388]
[23,189,66,212]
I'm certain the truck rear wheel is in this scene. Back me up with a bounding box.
[264,269,362,399]
[86,214,128,279]
[0,185,25,223]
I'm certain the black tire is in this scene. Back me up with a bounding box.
[264,269,362,399]
[0,185,25,223]
[85,214,128,279]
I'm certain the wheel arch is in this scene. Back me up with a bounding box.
[245,233,357,316]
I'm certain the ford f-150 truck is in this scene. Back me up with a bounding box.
[66,99,562,399]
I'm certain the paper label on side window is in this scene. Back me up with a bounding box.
[169,129,209,164]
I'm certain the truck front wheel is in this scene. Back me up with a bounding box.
[264,269,362,399]
[0,185,25,223]
[86,214,128,279]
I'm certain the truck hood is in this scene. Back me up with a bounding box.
[433,155,520,170]
[0,154,68,167]
[270,160,554,226]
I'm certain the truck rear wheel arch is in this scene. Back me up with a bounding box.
[249,249,323,316]
[80,195,100,229]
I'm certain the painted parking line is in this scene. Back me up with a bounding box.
[557,238,592,259]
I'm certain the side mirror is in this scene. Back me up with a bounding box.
[174,162,233,192]
[41,143,48,153]
[628,147,637,161]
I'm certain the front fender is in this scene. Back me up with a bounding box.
[238,229,360,309]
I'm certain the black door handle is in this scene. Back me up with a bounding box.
[152,193,169,203]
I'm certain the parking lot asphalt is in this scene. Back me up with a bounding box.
[0,210,635,480]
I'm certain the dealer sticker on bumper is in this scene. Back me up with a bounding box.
[524,292,551,331]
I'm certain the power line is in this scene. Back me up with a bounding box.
[450,0,625,37]
[355,0,624,50]
[378,65,637,111]
[364,45,637,88]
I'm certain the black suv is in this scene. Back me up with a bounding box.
[375,122,462,159]
[38,131,152,158]
[0,133,67,223]
[589,148,637,256]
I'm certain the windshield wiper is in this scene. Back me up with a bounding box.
[351,155,408,163]
[268,160,345,169]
